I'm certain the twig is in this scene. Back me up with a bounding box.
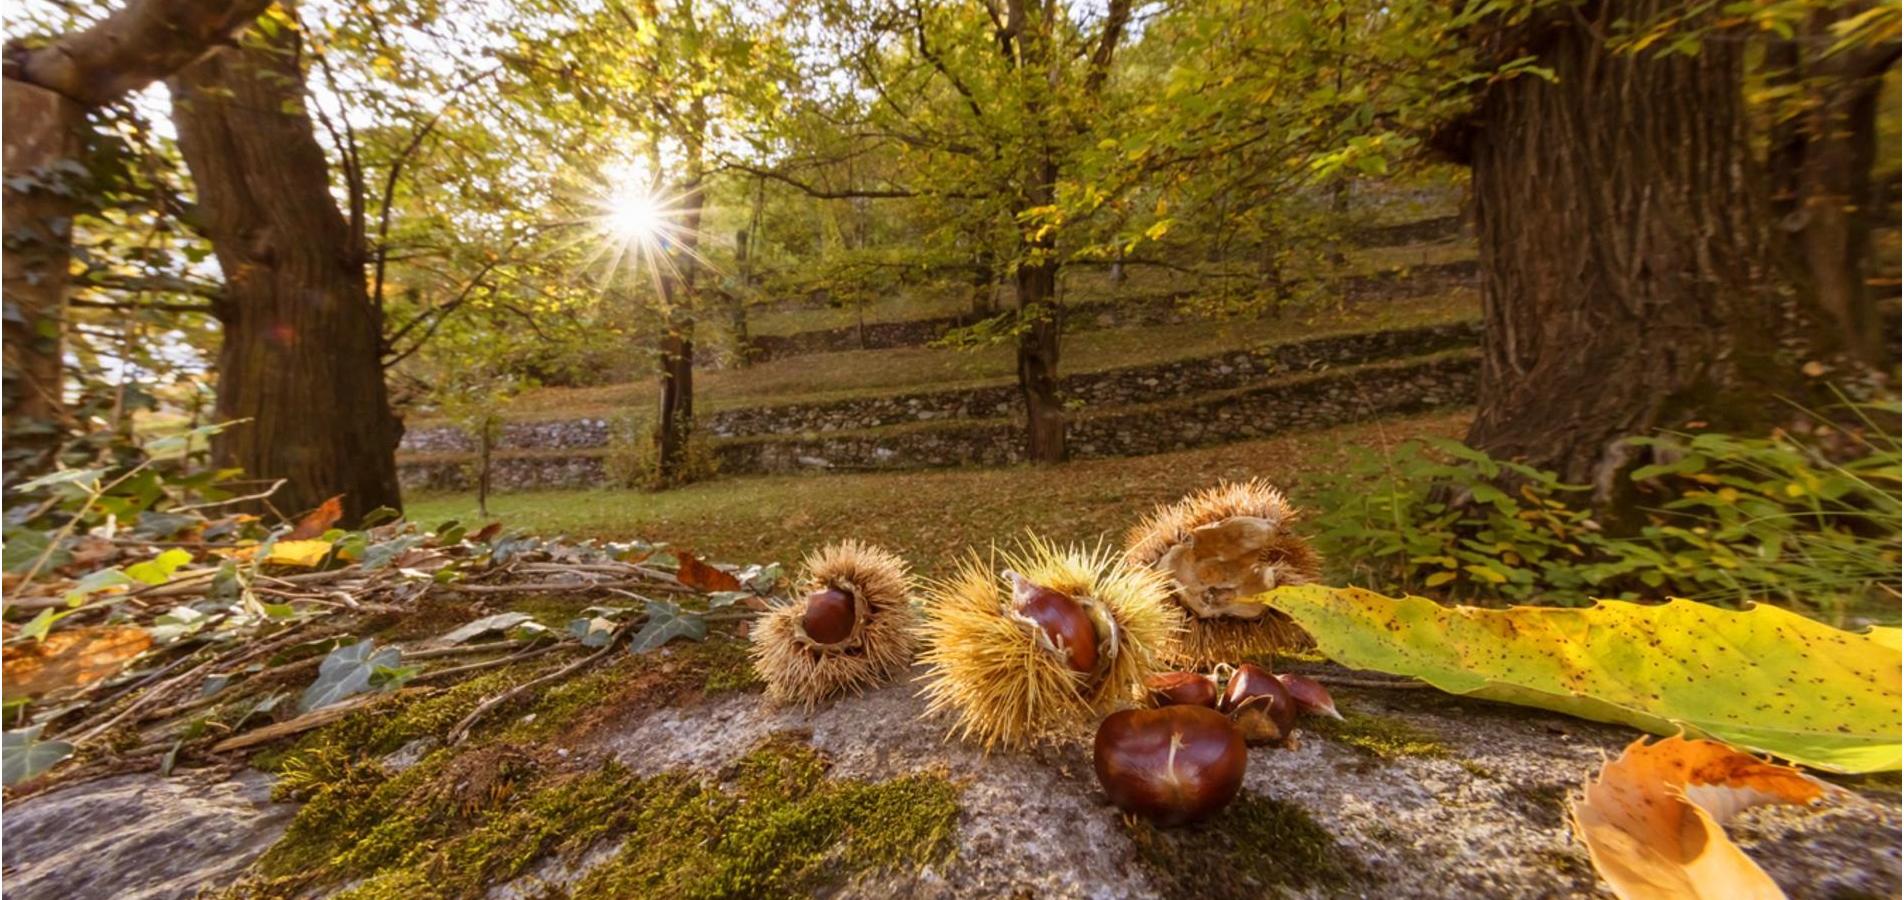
[1307,674,1433,690]
[446,632,625,744]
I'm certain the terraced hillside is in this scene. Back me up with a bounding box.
[400,224,1479,491]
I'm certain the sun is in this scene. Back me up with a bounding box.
[606,188,666,244]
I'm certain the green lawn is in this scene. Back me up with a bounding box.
[430,287,1478,426]
[407,410,1472,579]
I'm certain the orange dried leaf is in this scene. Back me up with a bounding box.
[675,550,742,593]
[287,495,345,540]
[1570,735,1830,900]
[2,626,152,699]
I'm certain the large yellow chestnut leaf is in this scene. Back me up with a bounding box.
[1257,586,1902,773]
[1571,735,1829,899]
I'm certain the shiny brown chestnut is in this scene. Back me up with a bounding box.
[1008,572,1099,674]
[1146,671,1220,708]
[1219,663,1298,746]
[1094,705,1247,825]
[1275,673,1342,720]
[799,587,857,646]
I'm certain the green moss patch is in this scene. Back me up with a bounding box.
[1126,792,1367,899]
[569,734,960,899]
[228,734,960,900]
[1309,711,1450,760]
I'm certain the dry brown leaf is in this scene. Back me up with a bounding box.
[1570,735,1831,900]
[287,495,345,540]
[2,626,153,699]
[675,550,742,593]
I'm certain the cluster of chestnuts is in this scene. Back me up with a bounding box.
[746,481,1337,828]
[1096,663,1340,824]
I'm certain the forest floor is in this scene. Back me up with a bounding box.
[408,409,1471,580]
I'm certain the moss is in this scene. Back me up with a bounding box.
[568,735,960,899]
[1308,711,1450,759]
[232,734,960,900]
[696,635,765,694]
[1457,759,1498,780]
[1126,792,1366,899]
[503,593,597,627]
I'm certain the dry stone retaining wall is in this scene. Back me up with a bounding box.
[398,351,1478,490]
[402,320,1482,455]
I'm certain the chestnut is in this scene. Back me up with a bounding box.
[1219,662,1297,746]
[1008,571,1099,675]
[1275,673,1342,720]
[799,587,857,646]
[1094,705,1247,826]
[1146,671,1220,708]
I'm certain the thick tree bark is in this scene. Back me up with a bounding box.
[1463,0,1779,504]
[1773,7,1899,368]
[1,0,271,479]
[1,80,80,481]
[169,32,403,523]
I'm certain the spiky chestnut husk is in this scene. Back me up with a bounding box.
[751,540,917,709]
[1124,479,1324,666]
[917,537,1183,751]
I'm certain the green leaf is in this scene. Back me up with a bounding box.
[125,549,194,585]
[1258,586,1903,773]
[3,724,74,785]
[629,600,706,653]
[298,640,402,713]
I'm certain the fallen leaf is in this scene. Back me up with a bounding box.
[1571,735,1829,899]
[263,539,336,568]
[472,521,504,542]
[1256,586,1904,773]
[287,495,345,540]
[675,550,742,593]
[2,626,152,699]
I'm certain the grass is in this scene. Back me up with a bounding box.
[426,288,1478,426]
[407,410,1472,578]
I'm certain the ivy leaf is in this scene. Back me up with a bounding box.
[299,640,402,713]
[1258,586,1903,773]
[568,616,617,648]
[2,724,74,785]
[629,600,706,653]
[436,612,534,645]
[125,549,194,585]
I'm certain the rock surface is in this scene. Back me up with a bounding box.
[3,670,1898,899]
[2,769,295,900]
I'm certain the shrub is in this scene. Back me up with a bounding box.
[1307,424,1900,621]
[603,412,720,490]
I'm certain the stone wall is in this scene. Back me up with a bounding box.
[400,350,1478,490]
[739,260,1478,363]
[401,319,1482,456]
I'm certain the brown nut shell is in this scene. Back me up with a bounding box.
[1220,663,1298,745]
[800,587,857,646]
[1146,671,1220,708]
[1094,705,1247,826]
[1010,573,1100,675]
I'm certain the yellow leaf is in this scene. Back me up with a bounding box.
[1424,571,1457,587]
[1571,735,1827,899]
[265,540,336,568]
[1462,564,1508,584]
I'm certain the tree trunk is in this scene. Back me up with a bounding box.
[2,0,272,479]
[654,293,695,481]
[169,34,403,524]
[1,80,80,482]
[1017,151,1066,464]
[1463,0,1777,505]
[728,226,752,366]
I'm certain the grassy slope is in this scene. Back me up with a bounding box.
[441,287,1478,425]
[408,410,1471,579]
